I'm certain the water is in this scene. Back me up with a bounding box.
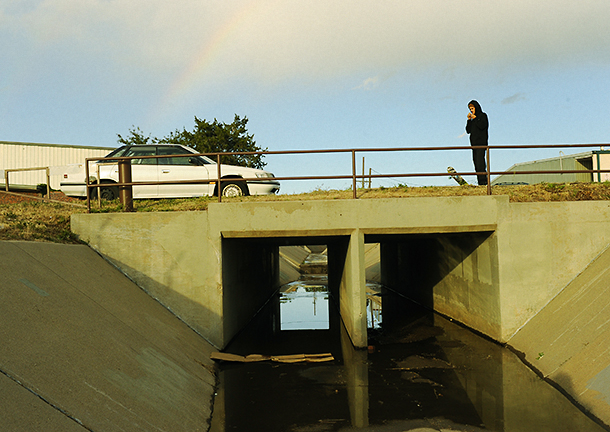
[210,279,607,432]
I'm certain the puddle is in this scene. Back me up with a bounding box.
[210,282,607,432]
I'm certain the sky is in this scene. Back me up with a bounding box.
[1,0,610,193]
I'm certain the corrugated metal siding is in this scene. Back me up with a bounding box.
[575,157,593,182]
[0,141,114,189]
[492,152,595,185]
[493,158,577,184]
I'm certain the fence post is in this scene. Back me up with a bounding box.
[118,159,134,212]
[217,155,222,203]
[45,167,51,201]
[486,146,491,195]
[352,150,357,199]
[85,162,91,213]
[362,157,365,189]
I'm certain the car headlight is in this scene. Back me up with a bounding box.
[256,172,275,178]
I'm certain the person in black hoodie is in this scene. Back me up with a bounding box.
[465,100,489,186]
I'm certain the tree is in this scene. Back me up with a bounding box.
[117,126,155,146]
[117,115,267,169]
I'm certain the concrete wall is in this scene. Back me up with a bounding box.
[497,201,610,341]
[72,211,225,347]
[71,196,610,424]
[508,244,610,425]
[379,231,501,339]
[222,238,279,345]
[73,197,500,349]
[339,229,367,348]
[72,197,610,345]
[279,245,310,285]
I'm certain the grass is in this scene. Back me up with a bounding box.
[2,182,610,244]
[0,201,85,244]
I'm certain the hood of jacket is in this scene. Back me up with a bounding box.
[468,100,483,116]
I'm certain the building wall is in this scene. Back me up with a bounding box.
[0,141,113,189]
[592,151,610,182]
[490,150,610,185]
[493,154,593,185]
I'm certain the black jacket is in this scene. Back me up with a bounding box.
[465,100,489,146]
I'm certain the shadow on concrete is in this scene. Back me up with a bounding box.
[374,231,500,338]
[0,241,217,432]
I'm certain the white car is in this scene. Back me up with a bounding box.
[60,144,280,200]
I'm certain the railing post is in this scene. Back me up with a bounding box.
[4,170,8,192]
[352,150,357,199]
[86,162,91,213]
[118,159,134,212]
[486,146,491,195]
[45,167,51,201]
[362,157,365,189]
[217,155,222,203]
[96,164,102,210]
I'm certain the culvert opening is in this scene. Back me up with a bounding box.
[279,243,383,332]
[215,233,604,431]
[279,244,330,330]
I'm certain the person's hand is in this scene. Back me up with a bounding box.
[467,112,476,120]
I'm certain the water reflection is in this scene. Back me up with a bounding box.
[210,285,606,432]
[280,280,329,330]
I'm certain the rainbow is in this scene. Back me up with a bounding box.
[148,1,267,125]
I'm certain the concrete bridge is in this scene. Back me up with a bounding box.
[69,195,610,425]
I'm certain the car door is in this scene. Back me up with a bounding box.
[100,146,159,198]
[156,146,212,197]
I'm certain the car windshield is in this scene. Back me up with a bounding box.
[104,146,128,158]
[103,146,156,165]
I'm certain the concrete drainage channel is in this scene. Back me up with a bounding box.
[10,196,610,430]
[208,246,609,431]
[2,241,609,431]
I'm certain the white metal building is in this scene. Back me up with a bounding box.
[492,150,610,185]
[0,141,114,190]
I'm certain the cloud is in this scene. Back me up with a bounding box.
[217,0,610,82]
[2,0,610,87]
[0,0,232,67]
[354,76,379,91]
[502,93,528,105]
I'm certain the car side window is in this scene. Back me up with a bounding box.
[126,148,157,165]
[158,146,203,166]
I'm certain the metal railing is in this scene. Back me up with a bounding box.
[1,166,85,207]
[2,142,609,210]
[80,142,610,212]
[3,166,50,196]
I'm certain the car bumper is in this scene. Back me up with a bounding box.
[247,180,280,195]
[60,182,87,197]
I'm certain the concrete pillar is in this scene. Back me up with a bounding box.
[341,323,369,427]
[339,229,368,348]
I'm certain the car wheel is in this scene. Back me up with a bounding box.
[100,185,119,201]
[221,181,246,197]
